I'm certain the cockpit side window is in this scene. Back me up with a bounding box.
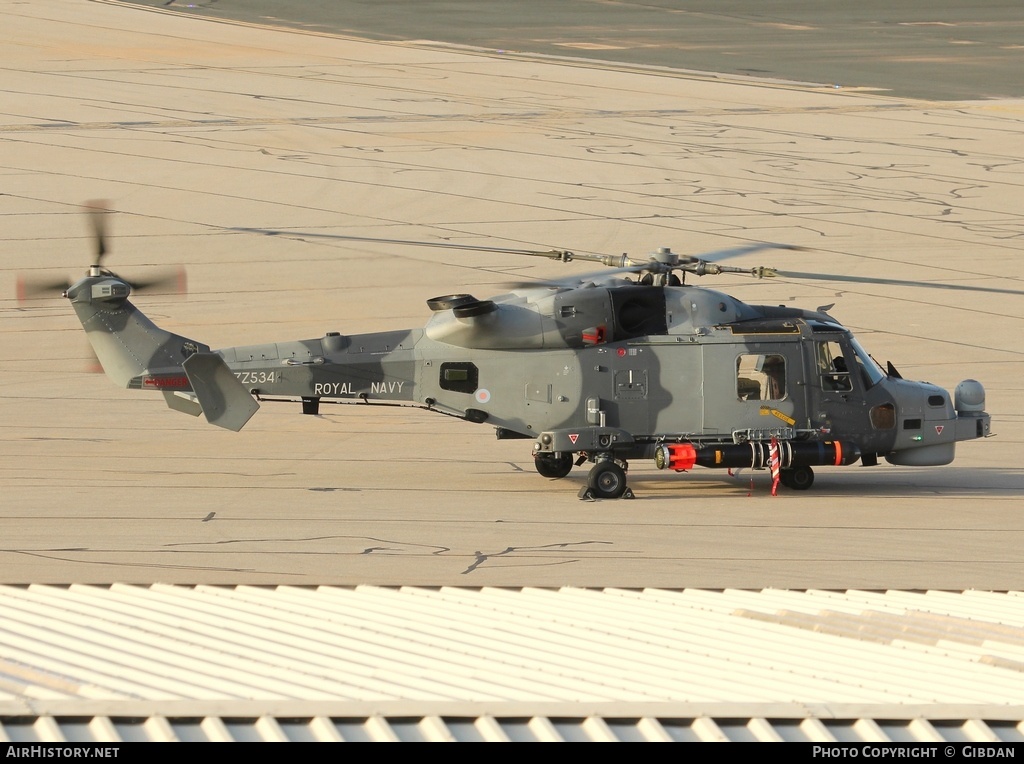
[737,353,786,401]
[817,341,853,392]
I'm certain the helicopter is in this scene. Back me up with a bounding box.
[58,204,1012,499]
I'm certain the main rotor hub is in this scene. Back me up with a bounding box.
[650,247,680,266]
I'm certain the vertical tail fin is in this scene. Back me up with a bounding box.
[66,273,208,387]
[65,273,260,431]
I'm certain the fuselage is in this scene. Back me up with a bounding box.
[67,274,990,471]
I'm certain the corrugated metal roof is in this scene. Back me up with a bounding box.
[1,713,1023,742]
[2,586,1023,741]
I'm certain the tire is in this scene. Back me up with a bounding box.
[780,465,814,490]
[587,461,627,499]
[535,452,574,479]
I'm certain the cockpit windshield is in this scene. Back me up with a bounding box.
[849,336,885,388]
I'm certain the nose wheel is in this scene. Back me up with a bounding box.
[579,460,634,500]
[779,465,814,490]
[534,451,574,479]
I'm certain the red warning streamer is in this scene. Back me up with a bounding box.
[769,436,781,496]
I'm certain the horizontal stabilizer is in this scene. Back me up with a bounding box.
[163,390,202,418]
[182,353,260,431]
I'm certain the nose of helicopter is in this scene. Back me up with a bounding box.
[883,377,990,466]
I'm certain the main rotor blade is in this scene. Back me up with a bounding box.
[234,228,808,270]
[774,269,1024,296]
[689,242,806,264]
[233,227,586,259]
[503,245,804,288]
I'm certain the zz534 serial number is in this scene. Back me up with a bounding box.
[234,371,282,384]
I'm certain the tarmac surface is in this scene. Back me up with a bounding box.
[132,0,1024,102]
[2,0,1024,588]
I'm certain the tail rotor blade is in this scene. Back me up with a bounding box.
[84,199,111,265]
[17,274,72,303]
[127,266,188,295]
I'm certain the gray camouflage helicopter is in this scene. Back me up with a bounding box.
[61,204,1011,499]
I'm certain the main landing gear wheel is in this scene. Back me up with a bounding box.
[780,465,814,490]
[583,461,631,500]
[534,451,574,479]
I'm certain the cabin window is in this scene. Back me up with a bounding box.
[736,354,786,401]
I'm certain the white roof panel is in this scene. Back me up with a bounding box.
[2,585,1024,741]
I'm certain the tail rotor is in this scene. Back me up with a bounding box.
[16,200,188,303]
